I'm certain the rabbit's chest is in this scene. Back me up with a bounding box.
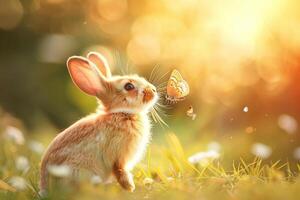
[102,114,151,168]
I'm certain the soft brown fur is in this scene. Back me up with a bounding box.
[39,52,158,194]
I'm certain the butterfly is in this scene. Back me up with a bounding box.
[186,106,197,120]
[165,69,190,104]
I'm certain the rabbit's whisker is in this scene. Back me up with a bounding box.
[154,104,171,117]
[154,70,170,86]
[149,64,160,83]
[154,106,167,117]
[126,61,131,74]
[114,51,128,75]
[152,107,168,127]
[156,102,172,110]
[152,66,168,85]
[156,82,167,89]
[155,81,167,88]
[152,65,162,84]
[157,87,167,92]
[150,109,158,123]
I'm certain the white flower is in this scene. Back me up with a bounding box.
[143,177,154,186]
[207,141,221,152]
[47,165,71,178]
[28,140,45,154]
[90,175,102,185]
[251,143,272,159]
[8,176,27,191]
[188,150,220,164]
[3,126,25,145]
[243,106,249,113]
[15,156,30,172]
[278,114,298,134]
[293,147,300,160]
[166,177,174,182]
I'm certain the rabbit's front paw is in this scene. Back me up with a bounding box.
[123,180,135,192]
[127,175,135,192]
[119,173,135,192]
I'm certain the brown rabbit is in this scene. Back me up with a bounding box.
[39,52,158,194]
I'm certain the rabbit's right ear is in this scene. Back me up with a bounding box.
[87,52,112,78]
[67,56,107,97]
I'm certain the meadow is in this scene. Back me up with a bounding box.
[1,116,300,200]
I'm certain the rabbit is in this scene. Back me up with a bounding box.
[39,52,158,195]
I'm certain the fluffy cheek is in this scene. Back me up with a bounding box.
[124,90,139,104]
[128,89,138,98]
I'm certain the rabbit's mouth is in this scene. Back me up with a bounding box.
[142,87,156,104]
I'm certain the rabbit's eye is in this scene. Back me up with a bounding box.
[124,82,135,91]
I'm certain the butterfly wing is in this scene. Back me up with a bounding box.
[170,69,183,82]
[166,79,179,98]
[167,70,190,98]
[178,80,190,97]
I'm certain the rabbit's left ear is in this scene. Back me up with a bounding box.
[67,56,108,97]
[87,52,112,78]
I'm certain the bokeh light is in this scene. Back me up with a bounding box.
[1,2,300,197]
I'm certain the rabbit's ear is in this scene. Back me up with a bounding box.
[87,52,112,78]
[67,56,107,96]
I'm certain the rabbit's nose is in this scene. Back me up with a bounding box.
[143,88,154,103]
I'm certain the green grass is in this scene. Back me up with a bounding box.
[1,132,300,200]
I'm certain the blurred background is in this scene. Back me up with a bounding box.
[1,0,300,167]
